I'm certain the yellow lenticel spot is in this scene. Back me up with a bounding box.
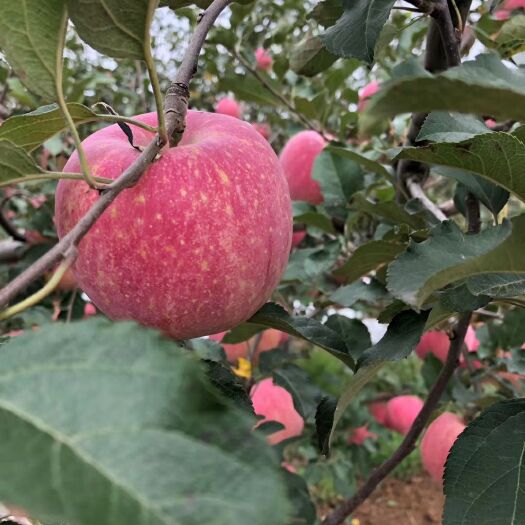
[135,218,144,225]
[110,207,118,218]
[200,193,208,203]
[218,169,230,185]
[135,194,146,204]
[225,205,233,216]
[200,260,209,271]
[180,189,187,197]
[155,213,162,220]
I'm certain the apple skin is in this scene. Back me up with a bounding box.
[358,80,379,112]
[252,123,271,140]
[348,425,378,445]
[250,377,304,445]
[368,401,388,425]
[210,328,287,363]
[416,331,450,363]
[255,48,272,70]
[215,97,241,119]
[291,230,306,248]
[385,395,424,435]
[416,327,480,367]
[421,412,465,483]
[55,111,292,340]
[279,130,326,205]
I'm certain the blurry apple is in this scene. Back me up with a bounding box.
[251,377,304,445]
[255,48,272,70]
[215,97,241,119]
[385,395,424,435]
[358,80,380,112]
[252,122,271,140]
[55,111,292,339]
[291,230,306,248]
[416,331,450,363]
[368,401,388,425]
[348,425,378,445]
[421,412,465,483]
[279,130,326,204]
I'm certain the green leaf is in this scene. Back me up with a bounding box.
[218,73,281,106]
[0,0,67,101]
[417,112,492,143]
[0,319,290,525]
[486,308,525,351]
[284,243,340,283]
[248,303,353,368]
[395,132,524,204]
[324,315,372,362]
[222,323,265,344]
[443,399,525,525]
[329,279,389,307]
[326,146,394,183]
[68,1,155,60]
[351,193,428,230]
[282,470,316,525]
[293,209,336,234]
[273,364,323,420]
[0,103,98,151]
[439,283,491,313]
[309,0,343,27]
[433,166,509,217]
[0,140,44,183]
[466,273,525,298]
[313,149,364,213]
[480,14,525,58]
[362,53,525,133]
[289,35,338,77]
[321,0,396,64]
[334,240,407,283]
[387,219,514,307]
[357,310,429,369]
[327,363,385,452]
[315,396,337,455]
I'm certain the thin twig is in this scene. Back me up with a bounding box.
[406,178,447,221]
[230,48,330,139]
[321,313,472,525]
[0,0,233,310]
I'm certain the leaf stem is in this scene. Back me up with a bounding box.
[55,8,98,189]
[144,0,167,146]
[0,172,113,188]
[0,250,76,321]
[94,114,158,134]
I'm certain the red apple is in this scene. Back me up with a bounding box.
[485,118,497,129]
[279,130,326,204]
[348,425,378,445]
[291,230,306,248]
[210,328,287,363]
[55,111,292,339]
[421,412,465,483]
[368,401,388,425]
[83,303,97,317]
[416,331,450,363]
[251,377,304,445]
[215,97,241,119]
[385,395,424,435]
[504,0,525,9]
[255,47,273,71]
[358,80,379,112]
[252,123,271,140]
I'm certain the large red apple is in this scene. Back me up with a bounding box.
[251,378,304,445]
[215,97,241,119]
[421,412,465,483]
[55,111,292,339]
[279,130,326,204]
[385,395,424,435]
[416,331,450,363]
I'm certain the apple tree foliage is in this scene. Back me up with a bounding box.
[0,1,524,524]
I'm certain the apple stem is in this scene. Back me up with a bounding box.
[0,0,234,311]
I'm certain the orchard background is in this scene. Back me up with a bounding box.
[0,1,524,524]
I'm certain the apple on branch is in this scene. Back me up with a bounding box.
[55,111,292,339]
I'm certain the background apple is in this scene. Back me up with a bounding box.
[421,412,466,482]
[347,425,378,445]
[55,111,292,339]
[279,130,326,204]
[210,328,287,363]
[215,97,241,119]
[385,395,424,435]
[250,377,304,445]
[368,401,388,425]
[358,80,379,112]
[255,47,272,70]
[252,122,271,140]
